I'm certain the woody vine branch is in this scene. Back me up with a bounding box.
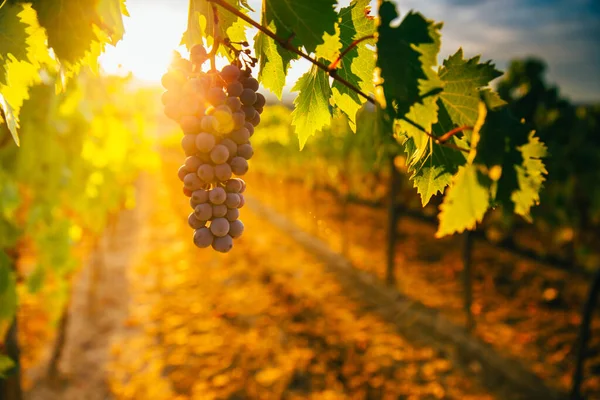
[206,0,470,153]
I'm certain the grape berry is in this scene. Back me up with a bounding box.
[162,49,261,253]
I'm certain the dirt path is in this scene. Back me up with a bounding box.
[246,196,560,400]
[24,175,149,400]
[102,153,501,399]
[22,159,546,399]
[245,173,597,398]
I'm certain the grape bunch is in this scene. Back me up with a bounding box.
[161,45,264,253]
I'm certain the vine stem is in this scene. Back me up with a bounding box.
[207,0,468,154]
[206,0,376,105]
[329,35,376,71]
[209,4,220,71]
[438,125,472,143]
[401,116,470,153]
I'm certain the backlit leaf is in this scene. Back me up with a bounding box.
[97,0,127,44]
[438,49,502,134]
[0,3,29,84]
[436,164,490,237]
[511,132,548,220]
[254,21,296,99]
[377,3,442,119]
[404,135,466,206]
[30,0,101,64]
[291,63,332,149]
[315,24,342,64]
[475,104,530,213]
[264,0,337,54]
[332,0,376,130]
[181,0,248,58]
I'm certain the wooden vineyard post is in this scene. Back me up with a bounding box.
[462,230,475,332]
[571,267,600,400]
[386,155,401,286]
[0,318,23,400]
[47,300,71,379]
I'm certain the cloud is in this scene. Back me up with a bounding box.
[392,0,600,102]
[131,0,598,102]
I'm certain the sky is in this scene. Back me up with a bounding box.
[99,0,600,103]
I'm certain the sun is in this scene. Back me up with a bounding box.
[98,0,189,83]
[96,0,302,97]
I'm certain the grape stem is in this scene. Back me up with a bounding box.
[207,0,468,154]
[206,0,375,104]
[438,125,472,143]
[401,116,470,153]
[208,4,220,71]
[328,35,376,71]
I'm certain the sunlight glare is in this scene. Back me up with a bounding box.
[99,0,188,82]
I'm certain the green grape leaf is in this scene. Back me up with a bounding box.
[30,0,101,64]
[0,4,51,146]
[315,24,341,64]
[355,102,395,167]
[291,63,332,149]
[0,3,29,84]
[254,22,297,99]
[377,3,442,119]
[97,0,127,44]
[337,0,375,93]
[238,0,254,12]
[332,84,361,132]
[181,0,247,58]
[0,96,19,146]
[0,252,17,321]
[0,251,10,293]
[182,1,203,49]
[27,265,46,294]
[332,0,376,130]
[402,99,469,207]
[395,72,443,166]
[255,4,301,92]
[480,88,507,110]
[0,355,16,379]
[264,0,337,54]
[404,136,466,206]
[475,104,530,213]
[436,164,490,237]
[356,103,393,142]
[438,49,503,133]
[511,132,548,220]
[392,12,443,167]
[0,3,49,145]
